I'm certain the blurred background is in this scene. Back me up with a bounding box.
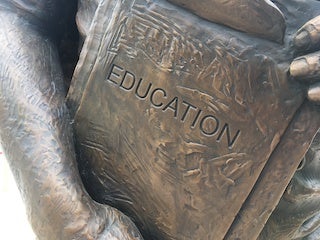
[0,145,36,239]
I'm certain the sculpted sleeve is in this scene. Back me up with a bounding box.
[0,1,143,239]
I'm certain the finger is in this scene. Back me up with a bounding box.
[168,0,285,43]
[308,82,320,103]
[294,16,320,52]
[290,51,320,80]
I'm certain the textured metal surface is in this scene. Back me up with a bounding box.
[0,1,143,239]
[67,0,320,239]
[1,0,320,239]
[167,0,286,43]
[226,102,320,240]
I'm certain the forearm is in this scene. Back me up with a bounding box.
[0,9,101,239]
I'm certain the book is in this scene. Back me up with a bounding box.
[67,0,320,238]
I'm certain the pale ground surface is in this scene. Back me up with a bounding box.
[0,145,36,239]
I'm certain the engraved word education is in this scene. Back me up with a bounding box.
[107,64,241,149]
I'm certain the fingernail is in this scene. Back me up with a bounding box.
[308,83,320,102]
[290,58,309,77]
[294,30,310,49]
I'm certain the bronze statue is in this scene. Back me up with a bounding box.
[1,0,320,239]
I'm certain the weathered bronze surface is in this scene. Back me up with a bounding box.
[1,0,320,239]
[67,0,320,239]
[167,0,286,43]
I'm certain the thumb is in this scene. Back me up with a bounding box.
[168,0,285,43]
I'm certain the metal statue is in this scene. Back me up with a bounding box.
[1,0,320,239]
